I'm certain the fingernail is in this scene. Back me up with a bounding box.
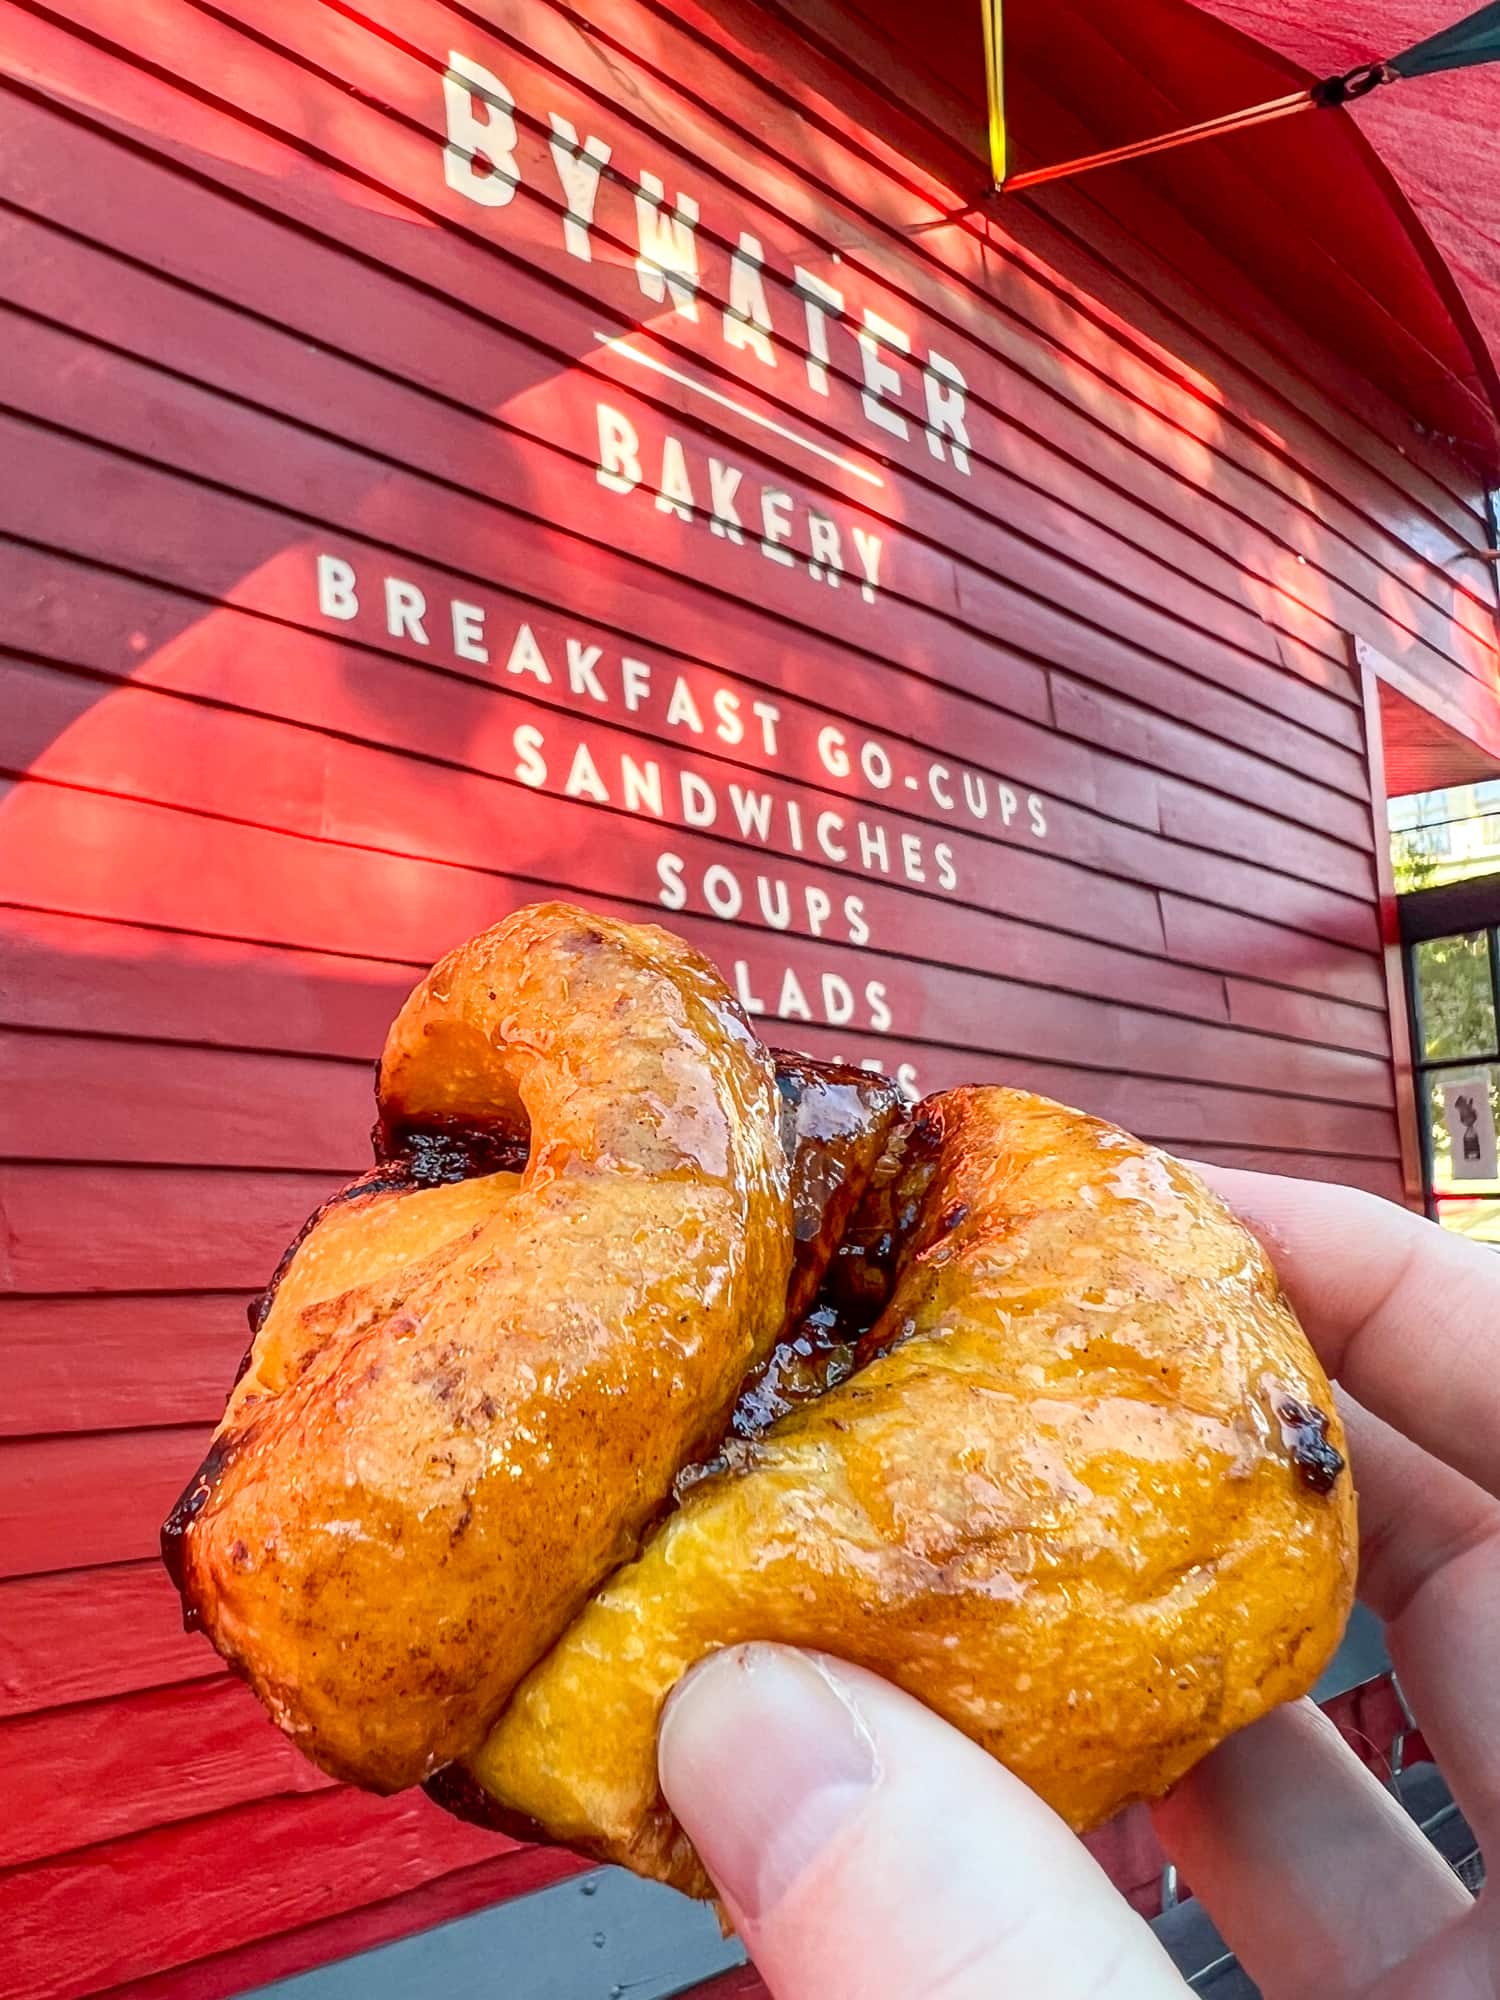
[658,1644,878,1920]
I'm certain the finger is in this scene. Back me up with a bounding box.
[1153,1701,1470,2000]
[1342,1393,1500,1842]
[1188,1164,1500,1503]
[659,1644,1185,2000]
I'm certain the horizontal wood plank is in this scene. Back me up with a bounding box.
[0,1563,221,1717]
[2,1676,332,1871]
[0,1425,213,1578]
[0,1295,249,1437]
[1159,897,1383,1007]
[659,0,1493,545]
[0,1031,371,1171]
[1185,1148,1407,1201]
[0,1165,336,1295]
[95,1849,584,2000]
[0,531,1385,938]
[0,1784,550,2000]
[252,0,1500,660]
[0,890,1240,1059]
[0,907,411,1060]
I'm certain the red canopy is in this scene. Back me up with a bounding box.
[1193,1,1500,456]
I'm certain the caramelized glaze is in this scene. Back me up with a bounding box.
[159,907,1354,1890]
[163,904,792,1792]
[460,1087,1354,1887]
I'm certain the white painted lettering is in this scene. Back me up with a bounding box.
[712,688,744,745]
[760,489,795,565]
[724,233,776,366]
[547,113,610,261]
[822,973,855,1026]
[751,700,781,756]
[513,723,547,787]
[656,434,696,521]
[758,877,792,930]
[621,755,663,817]
[450,599,488,663]
[566,639,607,702]
[317,554,358,621]
[596,403,643,493]
[858,821,889,872]
[704,863,742,919]
[384,578,428,644]
[857,310,911,440]
[793,266,843,395]
[734,960,767,1013]
[634,170,700,320]
[621,657,652,710]
[564,741,609,803]
[806,512,843,585]
[923,352,972,474]
[860,739,893,790]
[506,622,552,684]
[681,772,717,826]
[852,526,883,602]
[656,850,687,910]
[666,678,704,733]
[817,725,850,778]
[778,968,812,1021]
[442,53,519,208]
[817,810,848,863]
[707,459,744,542]
[729,784,773,841]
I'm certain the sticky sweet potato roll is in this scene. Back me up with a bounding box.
[451,1088,1356,1892]
[163,905,1355,1893]
[163,903,794,1792]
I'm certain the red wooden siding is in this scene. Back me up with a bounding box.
[1,0,1494,1994]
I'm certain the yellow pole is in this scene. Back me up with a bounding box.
[981,0,1006,187]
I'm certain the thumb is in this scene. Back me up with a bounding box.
[657,1644,1185,2000]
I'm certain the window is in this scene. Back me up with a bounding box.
[1410,928,1500,1244]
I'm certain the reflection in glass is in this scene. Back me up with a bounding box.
[1413,932,1495,1062]
[1435,1194,1500,1249]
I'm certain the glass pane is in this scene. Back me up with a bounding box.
[1413,932,1496,1061]
[1425,1065,1500,1199]
[1435,1196,1500,1249]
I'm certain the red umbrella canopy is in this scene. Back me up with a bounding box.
[1194,2,1500,423]
[813,0,1500,462]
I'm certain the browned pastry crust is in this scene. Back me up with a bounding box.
[457,1088,1355,1893]
[163,908,1354,1891]
[164,904,794,1792]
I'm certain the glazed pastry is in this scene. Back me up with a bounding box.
[450,1087,1355,1890]
[163,906,1355,1887]
[163,904,794,1791]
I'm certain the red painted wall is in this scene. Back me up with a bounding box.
[1,1,1495,1995]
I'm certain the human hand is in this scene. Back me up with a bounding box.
[657,1169,1491,1998]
